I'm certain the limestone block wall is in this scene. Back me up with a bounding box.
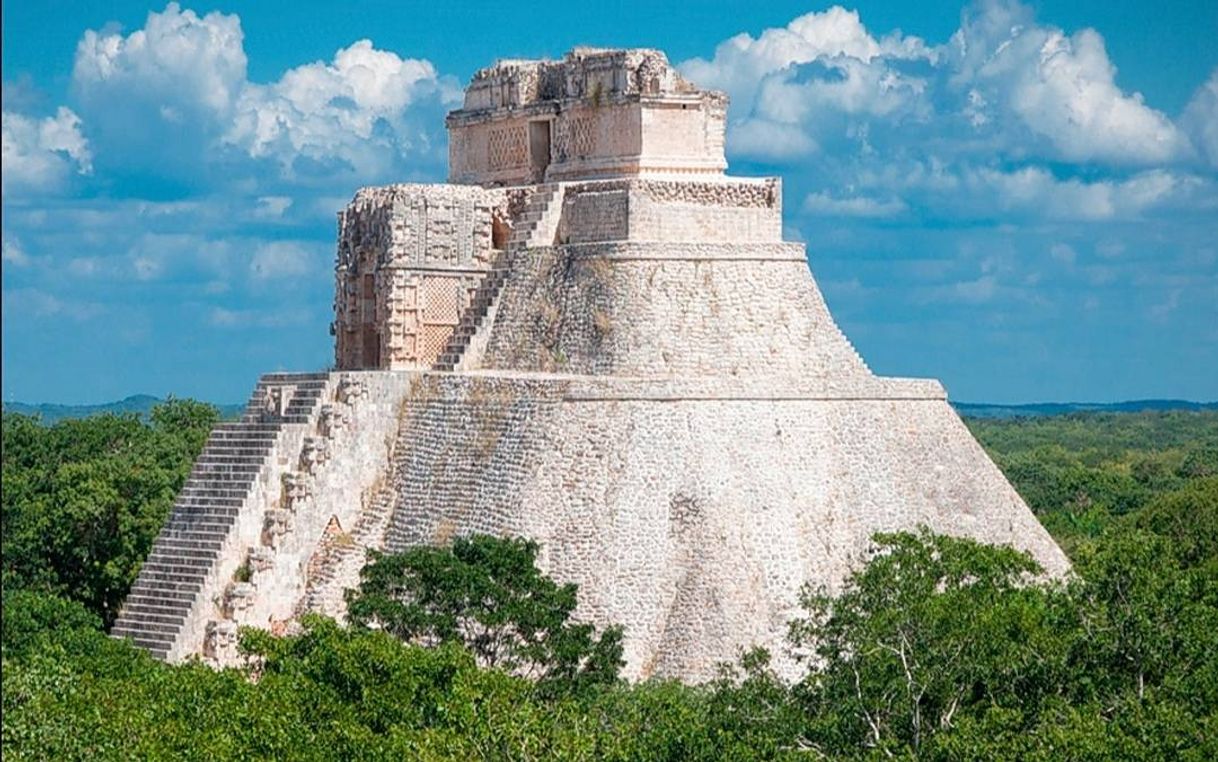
[558,178,781,244]
[380,372,1070,682]
[478,242,869,379]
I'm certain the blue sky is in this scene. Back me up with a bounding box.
[3,1,1216,405]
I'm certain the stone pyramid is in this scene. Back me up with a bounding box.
[113,48,1068,681]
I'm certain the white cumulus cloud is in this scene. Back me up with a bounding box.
[70,3,455,185]
[226,39,456,179]
[952,5,1190,164]
[680,0,1192,168]
[1,107,93,194]
[1181,70,1218,169]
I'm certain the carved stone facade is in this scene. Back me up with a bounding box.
[333,184,511,369]
[447,47,727,185]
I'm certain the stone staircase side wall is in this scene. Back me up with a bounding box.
[219,371,416,657]
[167,383,323,661]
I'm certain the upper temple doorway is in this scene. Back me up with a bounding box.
[529,120,551,182]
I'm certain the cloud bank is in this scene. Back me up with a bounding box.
[1,1,1214,404]
[67,2,456,188]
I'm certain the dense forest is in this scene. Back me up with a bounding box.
[2,405,1216,759]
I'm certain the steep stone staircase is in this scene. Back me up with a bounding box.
[433,184,562,372]
[110,372,330,658]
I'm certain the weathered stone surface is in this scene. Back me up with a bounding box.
[448,47,726,185]
[115,48,1068,682]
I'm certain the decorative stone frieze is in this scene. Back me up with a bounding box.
[262,509,292,548]
[223,582,256,618]
[337,377,368,403]
[299,437,330,474]
[282,472,312,512]
[248,546,275,573]
[319,404,346,437]
[203,620,238,661]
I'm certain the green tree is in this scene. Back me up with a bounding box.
[1,400,217,625]
[789,530,1071,757]
[346,535,624,698]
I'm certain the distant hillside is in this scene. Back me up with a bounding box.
[954,399,1218,418]
[5,396,1214,424]
[3,395,244,424]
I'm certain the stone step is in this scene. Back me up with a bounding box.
[192,459,263,470]
[191,464,267,477]
[119,606,191,628]
[179,485,249,496]
[153,533,225,548]
[168,507,240,521]
[166,507,238,521]
[129,579,203,598]
[117,611,190,630]
[113,619,183,637]
[213,420,288,430]
[213,423,283,435]
[176,495,244,507]
[213,422,283,432]
[204,437,275,447]
[178,489,250,501]
[140,560,211,578]
[160,519,233,534]
[128,575,202,593]
[111,628,176,649]
[192,461,262,472]
[123,586,197,606]
[148,543,221,559]
[241,414,312,425]
[117,608,188,627]
[124,587,199,605]
[184,471,259,483]
[198,447,272,458]
[146,551,217,568]
[162,515,236,532]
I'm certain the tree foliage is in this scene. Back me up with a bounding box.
[1,399,217,625]
[347,536,624,698]
[3,407,1216,758]
[967,410,1218,551]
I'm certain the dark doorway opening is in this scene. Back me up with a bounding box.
[529,120,551,182]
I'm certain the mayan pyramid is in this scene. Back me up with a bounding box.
[113,48,1068,681]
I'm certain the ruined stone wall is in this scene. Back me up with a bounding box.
[334,185,508,370]
[478,242,868,379]
[380,373,1070,682]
